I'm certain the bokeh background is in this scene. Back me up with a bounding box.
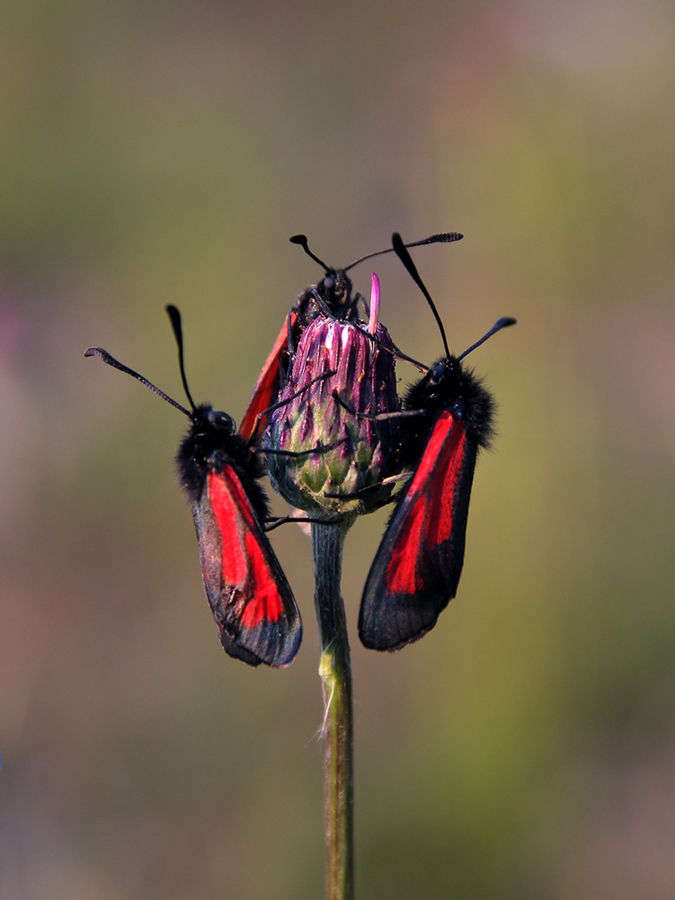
[1,2,674,898]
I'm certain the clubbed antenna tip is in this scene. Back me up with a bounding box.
[289,234,330,272]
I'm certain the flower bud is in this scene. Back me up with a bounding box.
[265,274,400,520]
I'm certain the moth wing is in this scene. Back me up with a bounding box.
[359,411,477,651]
[192,467,302,667]
[238,313,297,441]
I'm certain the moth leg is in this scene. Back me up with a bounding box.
[331,390,427,422]
[264,513,343,532]
[324,472,411,501]
[248,369,337,438]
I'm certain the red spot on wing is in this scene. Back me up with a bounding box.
[238,314,297,441]
[385,412,466,594]
[207,470,284,627]
[240,530,284,628]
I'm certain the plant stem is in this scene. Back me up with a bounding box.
[312,521,354,900]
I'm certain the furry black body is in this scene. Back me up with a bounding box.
[176,403,269,521]
[293,269,356,329]
[399,356,494,469]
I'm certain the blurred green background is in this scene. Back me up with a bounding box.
[1,1,674,898]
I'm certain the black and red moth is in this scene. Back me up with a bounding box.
[85,305,301,668]
[238,231,462,440]
[358,233,515,652]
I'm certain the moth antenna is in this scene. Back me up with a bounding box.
[457,317,517,361]
[344,231,463,272]
[392,231,452,360]
[289,234,331,272]
[166,305,198,412]
[84,347,192,418]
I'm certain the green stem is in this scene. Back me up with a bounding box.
[312,521,354,900]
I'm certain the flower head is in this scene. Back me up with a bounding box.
[265,274,400,520]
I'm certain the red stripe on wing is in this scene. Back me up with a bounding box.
[208,470,284,626]
[385,412,466,594]
[385,493,427,594]
[425,415,466,550]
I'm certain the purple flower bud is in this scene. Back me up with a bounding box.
[265,274,400,520]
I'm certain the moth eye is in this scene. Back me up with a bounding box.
[208,410,236,432]
[323,275,336,292]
